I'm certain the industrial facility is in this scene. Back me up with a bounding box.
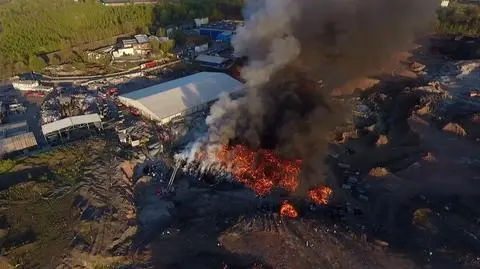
[198,20,241,43]
[118,72,244,124]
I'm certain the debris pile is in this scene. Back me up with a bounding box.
[215,144,302,196]
[368,167,390,177]
[41,88,103,124]
[442,122,467,136]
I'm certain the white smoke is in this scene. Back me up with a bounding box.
[233,0,301,88]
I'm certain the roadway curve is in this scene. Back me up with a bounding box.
[36,60,181,84]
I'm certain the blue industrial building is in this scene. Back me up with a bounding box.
[216,32,233,43]
[198,21,241,43]
[199,28,236,42]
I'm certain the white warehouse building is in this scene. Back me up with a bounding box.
[118,72,244,124]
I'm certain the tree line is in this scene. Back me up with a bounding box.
[0,0,243,77]
[436,3,480,36]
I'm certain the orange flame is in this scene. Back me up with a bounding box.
[195,151,206,161]
[280,200,298,218]
[308,186,333,205]
[216,144,301,196]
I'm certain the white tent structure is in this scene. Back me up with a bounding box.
[118,72,244,124]
[41,114,103,138]
[195,54,229,65]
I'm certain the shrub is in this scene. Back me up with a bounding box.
[0,159,16,174]
[1,182,50,201]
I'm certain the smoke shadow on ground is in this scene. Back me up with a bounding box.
[0,166,51,190]
[147,188,471,269]
[131,174,275,269]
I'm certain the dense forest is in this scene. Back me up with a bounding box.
[4,0,478,77]
[0,0,243,76]
[436,3,480,36]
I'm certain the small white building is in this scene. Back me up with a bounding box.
[194,17,209,28]
[194,43,209,53]
[135,34,149,44]
[195,54,228,65]
[122,39,138,48]
[11,80,39,91]
[113,47,135,58]
[166,26,178,37]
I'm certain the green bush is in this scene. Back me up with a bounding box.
[28,55,46,71]
[1,182,50,201]
[156,27,167,37]
[0,159,16,174]
[161,40,175,53]
[149,39,162,54]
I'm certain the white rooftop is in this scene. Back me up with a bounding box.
[135,34,149,44]
[119,72,243,121]
[42,114,102,136]
[195,54,228,65]
[122,39,138,47]
[0,121,27,134]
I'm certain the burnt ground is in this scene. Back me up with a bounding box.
[144,184,421,269]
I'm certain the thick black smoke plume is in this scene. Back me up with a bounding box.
[186,0,437,192]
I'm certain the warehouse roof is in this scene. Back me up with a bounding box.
[42,114,102,136]
[0,121,28,138]
[195,54,228,65]
[119,72,244,121]
[135,34,149,44]
[0,132,37,154]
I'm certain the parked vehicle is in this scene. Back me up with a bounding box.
[106,87,119,96]
[129,107,140,116]
[24,91,45,97]
[140,61,157,69]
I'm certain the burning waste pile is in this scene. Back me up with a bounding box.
[175,0,437,216]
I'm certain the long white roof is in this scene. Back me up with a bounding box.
[119,72,244,120]
[42,114,102,136]
[195,54,228,64]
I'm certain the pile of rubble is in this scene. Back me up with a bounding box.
[116,119,154,148]
[41,88,103,124]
